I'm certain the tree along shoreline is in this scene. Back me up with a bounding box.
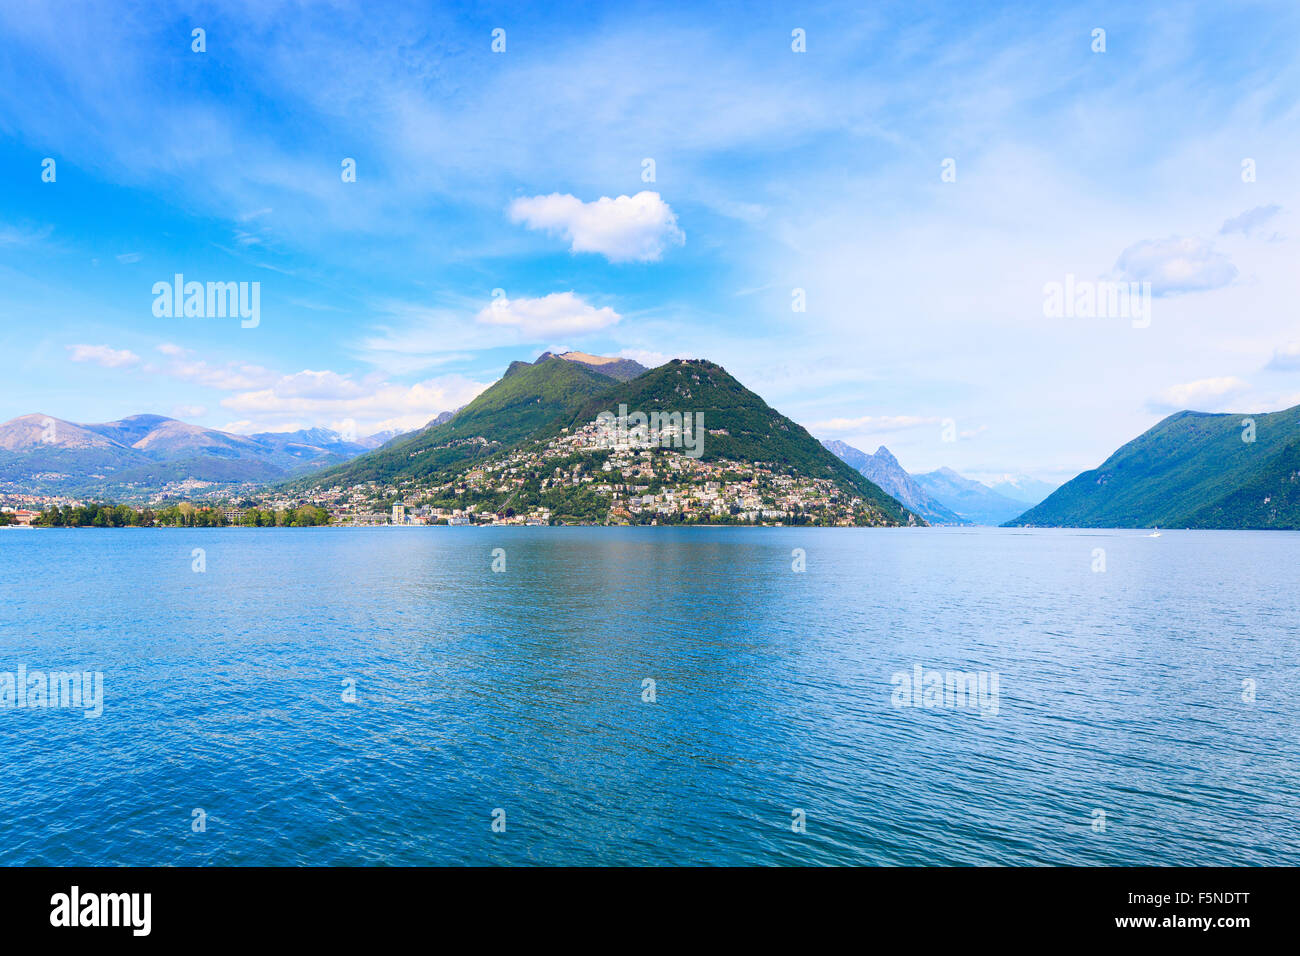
[14,503,330,528]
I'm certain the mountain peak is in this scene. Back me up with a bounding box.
[821,439,963,525]
[557,350,618,365]
[0,413,115,452]
[529,358,915,525]
[110,413,174,426]
[0,411,408,497]
[551,350,649,382]
[302,354,623,487]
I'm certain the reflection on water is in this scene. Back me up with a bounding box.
[1,526,1297,865]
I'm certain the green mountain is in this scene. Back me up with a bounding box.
[293,355,917,526]
[300,355,620,486]
[533,359,916,525]
[1009,404,1300,528]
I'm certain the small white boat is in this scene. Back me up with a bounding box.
[1148,528,1161,538]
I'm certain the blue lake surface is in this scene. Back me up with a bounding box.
[1,525,1297,866]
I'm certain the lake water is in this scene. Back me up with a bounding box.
[1,526,1296,866]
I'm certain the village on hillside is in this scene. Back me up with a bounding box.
[300,416,895,527]
[4,414,893,528]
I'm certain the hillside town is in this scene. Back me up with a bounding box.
[2,410,899,527]
[293,415,897,527]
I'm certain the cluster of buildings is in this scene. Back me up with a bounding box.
[1,508,40,526]
[275,483,544,526]
[291,415,878,526]
[5,411,882,528]
[388,502,544,526]
[541,418,867,523]
[1,493,84,526]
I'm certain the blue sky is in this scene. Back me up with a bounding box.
[1,0,1298,484]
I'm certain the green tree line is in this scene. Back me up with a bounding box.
[32,503,331,527]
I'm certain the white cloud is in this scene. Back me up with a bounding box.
[475,292,620,337]
[358,292,624,373]
[11,4,1300,486]
[1219,204,1281,237]
[67,341,279,390]
[1114,236,1237,296]
[65,344,140,368]
[357,303,502,374]
[508,191,684,262]
[220,373,490,434]
[62,339,485,434]
[616,348,681,368]
[167,358,278,391]
[1150,376,1250,412]
[146,343,278,390]
[1266,342,1300,372]
[270,369,370,400]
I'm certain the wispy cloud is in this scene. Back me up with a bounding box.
[1148,376,1250,413]
[219,373,489,435]
[356,292,622,374]
[73,342,490,435]
[1219,204,1281,238]
[1265,342,1300,372]
[4,1,1300,480]
[65,344,140,368]
[154,344,278,391]
[0,222,54,246]
[1114,237,1237,296]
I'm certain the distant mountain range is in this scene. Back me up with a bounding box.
[0,413,408,498]
[823,441,1052,525]
[911,468,1030,526]
[295,352,917,526]
[1010,405,1300,529]
[986,474,1059,505]
[19,349,1286,530]
[821,441,965,524]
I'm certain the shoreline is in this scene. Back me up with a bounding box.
[6,524,1298,532]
